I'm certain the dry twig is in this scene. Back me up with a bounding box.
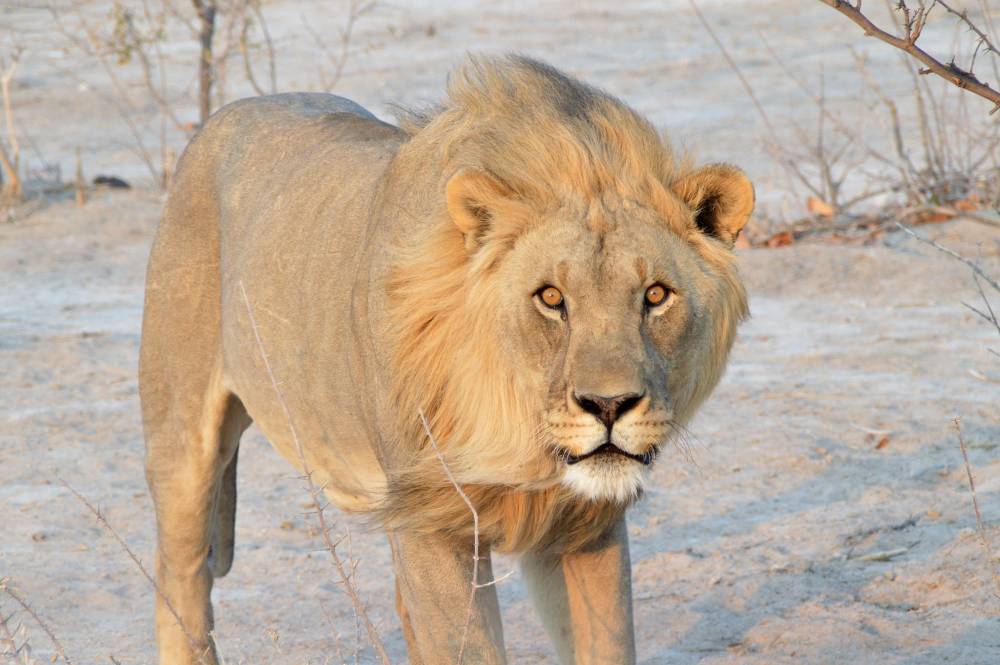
[239,281,391,665]
[0,605,38,665]
[416,411,515,665]
[191,0,217,126]
[953,418,1000,599]
[303,0,376,92]
[418,411,478,665]
[59,481,216,664]
[0,579,73,665]
[894,222,1000,292]
[240,0,277,96]
[0,43,23,204]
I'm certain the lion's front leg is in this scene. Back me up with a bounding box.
[389,531,507,664]
[521,515,636,665]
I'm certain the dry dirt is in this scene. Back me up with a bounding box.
[2,1,1000,663]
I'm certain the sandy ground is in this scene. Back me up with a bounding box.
[3,1,1000,663]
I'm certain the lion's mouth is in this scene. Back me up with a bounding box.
[562,442,657,466]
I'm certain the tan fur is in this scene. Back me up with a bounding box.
[140,56,752,664]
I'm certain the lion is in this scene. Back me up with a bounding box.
[139,55,753,664]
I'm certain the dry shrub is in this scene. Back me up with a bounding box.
[694,0,1000,243]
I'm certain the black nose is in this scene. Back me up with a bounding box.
[574,392,644,430]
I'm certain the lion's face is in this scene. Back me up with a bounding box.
[392,164,748,513]
[486,199,711,502]
[383,58,751,550]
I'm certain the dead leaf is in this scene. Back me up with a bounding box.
[921,211,954,223]
[953,196,981,212]
[875,434,890,450]
[807,196,836,218]
[765,231,795,248]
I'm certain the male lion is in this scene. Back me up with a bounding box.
[140,55,752,664]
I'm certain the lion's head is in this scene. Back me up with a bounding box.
[381,56,751,551]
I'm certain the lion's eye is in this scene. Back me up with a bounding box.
[537,286,564,309]
[644,283,670,307]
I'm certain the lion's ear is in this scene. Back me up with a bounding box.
[445,169,513,250]
[671,164,754,248]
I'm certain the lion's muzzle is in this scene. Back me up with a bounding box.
[563,441,657,466]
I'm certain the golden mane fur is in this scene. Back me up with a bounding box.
[379,56,748,553]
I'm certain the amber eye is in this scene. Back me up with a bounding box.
[538,286,564,309]
[644,283,670,307]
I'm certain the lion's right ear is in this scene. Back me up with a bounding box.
[671,164,754,248]
[445,169,513,251]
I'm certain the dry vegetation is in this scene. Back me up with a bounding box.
[0,39,24,211]
[707,0,1000,246]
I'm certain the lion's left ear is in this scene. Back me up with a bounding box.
[671,164,754,248]
[445,168,514,251]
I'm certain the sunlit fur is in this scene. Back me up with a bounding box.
[563,456,649,504]
[378,55,750,553]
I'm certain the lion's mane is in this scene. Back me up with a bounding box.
[377,56,747,553]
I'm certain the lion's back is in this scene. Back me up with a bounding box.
[144,94,405,508]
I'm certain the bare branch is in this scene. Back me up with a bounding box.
[953,419,1000,600]
[191,0,217,125]
[59,481,215,664]
[304,0,376,92]
[689,0,833,202]
[239,281,391,665]
[818,0,1000,111]
[938,0,999,67]
[894,222,1000,292]
[418,411,478,664]
[242,0,276,95]
[0,579,74,665]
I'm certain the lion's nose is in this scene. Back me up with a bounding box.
[573,392,644,430]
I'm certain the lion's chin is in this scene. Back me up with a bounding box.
[561,455,648,504]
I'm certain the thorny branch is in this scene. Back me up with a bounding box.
[418,411,478,665]
[0,605,36,664]
[819,0,1000,111]
[59,482,215,665]
[417,411,515,665]
[895,221,999,356]
[239,281,391,665]
[894,222,1000,292]
[0,579,74,665]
